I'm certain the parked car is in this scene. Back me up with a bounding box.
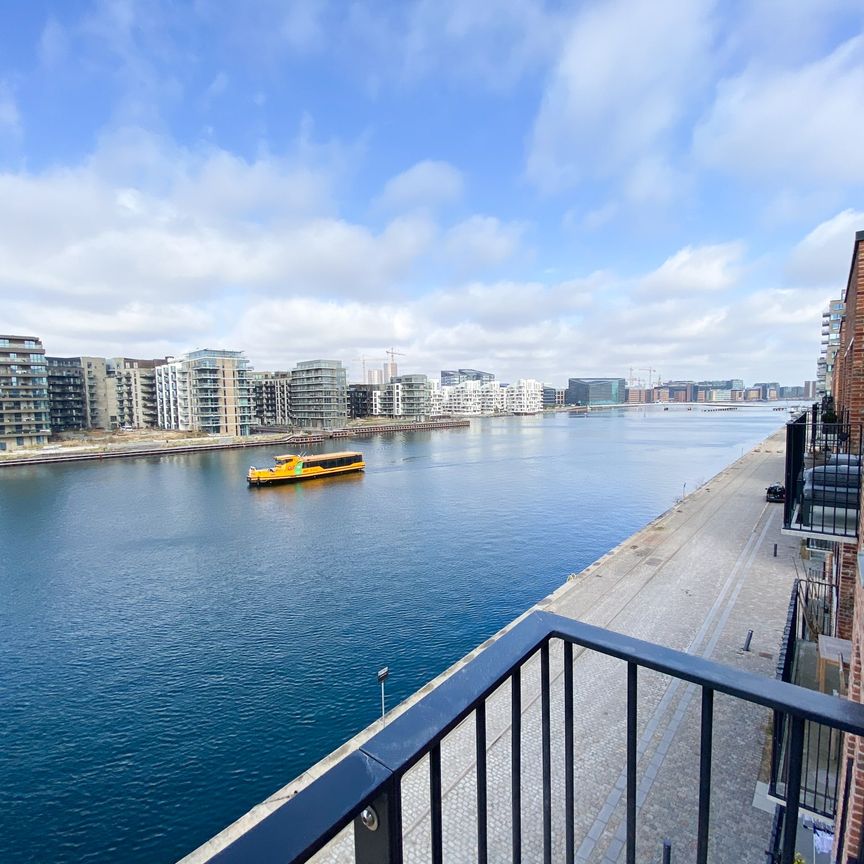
[766,484,785,503]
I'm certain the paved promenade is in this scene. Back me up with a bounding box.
[184,430,796,864]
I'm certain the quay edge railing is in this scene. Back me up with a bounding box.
[204,610,864,864]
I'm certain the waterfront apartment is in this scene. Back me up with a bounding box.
[504,378,544,414]
[0,335,50,451]
[378,374,431,420]
[818,298,844,398]
[289,359,348,430]
[347,383,380,419]
[46,356,86,432]
[112,358,165,429]
[250,371,292,427]
[156,349,253,436]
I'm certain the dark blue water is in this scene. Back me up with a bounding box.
[0,407,787,862]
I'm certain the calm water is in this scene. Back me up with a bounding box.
[0,406,788,863]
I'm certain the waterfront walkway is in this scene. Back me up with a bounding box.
[183,430,795,864]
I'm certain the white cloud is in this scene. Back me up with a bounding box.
[0,81,20,134]
[786,209,864,290]
[526,0,714,193]
[443,216,525,271]
[376,160,464,212]
[637,243,745,298]
[38,16,69,69]
[693,36,864,185]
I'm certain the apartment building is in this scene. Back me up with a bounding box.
[819,298,845,398]
[0,335,51,451]
[156,349,253,436]
[289,360,347,429]
[46,356,86,432]
[378,374,430,420]
[504,379,544,414]
[440,369,495,387]
[112,358,165,429]
[251,372,292,426]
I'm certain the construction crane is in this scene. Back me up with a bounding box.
[637,368,658,390]
[385,348,405,363]
[356,355,386,383]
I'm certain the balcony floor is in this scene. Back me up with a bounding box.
[183,429,803,864]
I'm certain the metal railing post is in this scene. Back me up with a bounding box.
[355,783,403,864]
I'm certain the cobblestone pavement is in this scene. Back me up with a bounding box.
[193,432,796,864]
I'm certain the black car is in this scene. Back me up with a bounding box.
[766,484,785,502]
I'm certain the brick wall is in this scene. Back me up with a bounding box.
[833,231,864,864]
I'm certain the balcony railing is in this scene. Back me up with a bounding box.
[200,611,864,864]
[783,412,862,542]
[770,580,843,819]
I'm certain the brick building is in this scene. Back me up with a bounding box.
[826,230,864,863]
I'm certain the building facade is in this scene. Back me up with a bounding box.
[441,369,495,386]
[0,335,51,451]
[46,356,86,432]
[379,374,430,420]
[156,349,252,436]
[112,358,164,429]
[819,298,845,398]
[565,377,626,406]
[289,360,348,429]
[251,372,292,427]
[348,383,380,419]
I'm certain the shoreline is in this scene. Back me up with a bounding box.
[0,419,471,469]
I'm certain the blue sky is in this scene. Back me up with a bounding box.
[1,0,863,386]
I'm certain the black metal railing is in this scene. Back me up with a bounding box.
[204,611,864,864]
[783,411,862,542]
[770,581,844,818]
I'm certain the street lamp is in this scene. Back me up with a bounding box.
[378,666,389,718]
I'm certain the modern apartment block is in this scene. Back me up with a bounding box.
[289,360,348,429]
[379,374,430,420]
[79,357,119,429]
[0,335,51,451]
[250,372,292,426]
[46,356,86,431]
[818,298,845,398]
[565,377,626,406]
[347,383,380,419]
[112,358,165,429]
[504,379,543,414]
[156,349,253,436]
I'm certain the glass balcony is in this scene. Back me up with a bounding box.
[782,412,862,543]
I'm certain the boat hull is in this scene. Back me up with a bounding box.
[247,464,364,486]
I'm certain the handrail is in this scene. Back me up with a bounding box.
[206,610,864,864]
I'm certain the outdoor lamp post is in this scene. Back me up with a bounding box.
[378,666,389,718]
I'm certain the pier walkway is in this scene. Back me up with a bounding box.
[183,430,795,864]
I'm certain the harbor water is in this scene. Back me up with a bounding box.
[0,406,790,863]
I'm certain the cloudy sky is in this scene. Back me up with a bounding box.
[1,0,863,386]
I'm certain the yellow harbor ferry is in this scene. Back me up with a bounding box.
[247,451,365,486]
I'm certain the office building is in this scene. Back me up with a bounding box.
[441,369,495,387]
[0,335,51,451]
[289,360,348,429]
[156,349,253,436]
[565,377,626,406]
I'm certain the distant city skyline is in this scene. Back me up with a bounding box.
[2,3,863,383]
